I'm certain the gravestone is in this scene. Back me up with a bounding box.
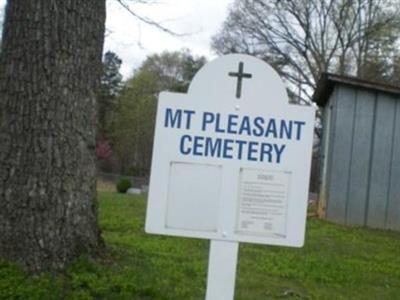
[126,188,141,195]
[145,54,315,299]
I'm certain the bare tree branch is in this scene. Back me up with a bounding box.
[212,0,400,104]
[116,0,188,37]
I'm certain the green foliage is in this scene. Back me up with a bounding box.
[357,22,400,84]
[1,192,400,299]
[98,51,123,135]
[116,178,131,193]
[111,50,206,176]
[140,49,206,92]
[112,70,158,176]
[101,51,123,97]
[126,166,148,177]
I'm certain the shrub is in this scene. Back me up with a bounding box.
[116,178,132,193]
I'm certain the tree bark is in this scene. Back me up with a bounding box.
[0,0,106,272]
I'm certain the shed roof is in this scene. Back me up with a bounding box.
[312,73,400,107]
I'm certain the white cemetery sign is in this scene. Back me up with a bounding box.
[145,54,315,299]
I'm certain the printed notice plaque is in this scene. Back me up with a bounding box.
[236,169,290,238]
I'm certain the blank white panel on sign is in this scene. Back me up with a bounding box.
[236,168,291,238]
[166,162,222,232]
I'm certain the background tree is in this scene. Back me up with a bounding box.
[96,51,123,173]
[112,50,206,176]
[0,0,106,272]
[113,71,158,176]
[140,49,207,92]
[212,0,400,104]
[98,51,123,136]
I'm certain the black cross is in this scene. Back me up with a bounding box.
[228,62,252,99]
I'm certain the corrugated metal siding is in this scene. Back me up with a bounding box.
[318,92,334,218]
[326,86,356,224]
[387,100,400,230]
[366,94,396,228]
[324,84,400,230]
[346,89,374,226]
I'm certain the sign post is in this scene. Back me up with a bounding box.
[206,240,238,300]
[145,54,315,299]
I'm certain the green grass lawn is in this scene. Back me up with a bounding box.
[1,192,400,299]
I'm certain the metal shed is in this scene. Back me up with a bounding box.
[313,73,400,230]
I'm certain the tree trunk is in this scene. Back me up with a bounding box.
[0,0,106,272]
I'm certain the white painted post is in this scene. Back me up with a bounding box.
[205,240,239,300]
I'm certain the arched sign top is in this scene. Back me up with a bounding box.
[147,53,315,248]
[188,54,289,109]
